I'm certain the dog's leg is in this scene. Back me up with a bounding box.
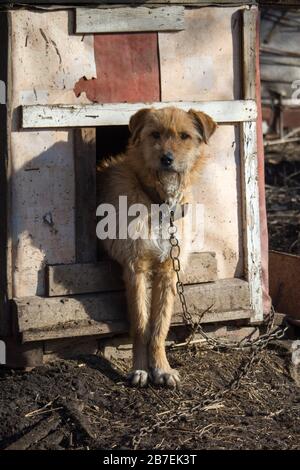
[149,262,180,388]
[124,266,150,387]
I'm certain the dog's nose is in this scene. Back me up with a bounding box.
[160,152,174,168]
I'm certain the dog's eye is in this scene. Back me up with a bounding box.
[180,132,190,140]
[151,131,160,139]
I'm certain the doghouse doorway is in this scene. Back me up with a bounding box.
[96,125,130,162]
[95,125,131,261]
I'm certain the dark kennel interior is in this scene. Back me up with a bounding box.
[96,125,130,163]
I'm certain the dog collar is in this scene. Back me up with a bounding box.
[138,177,188,221]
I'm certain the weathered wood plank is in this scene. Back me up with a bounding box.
[22,100,257,128]
[13,279,251,342]
[47,260,123,296]
[243,8,257,100]
[74,128,97,263]
[10,10,90,297]
[159,7,242,102]
[75,33,160,103]
[241,7,263,322]
[11,1,257,5]
[21,310,253,343]
[76,7,185,33]
[240,121,263,322]
[46,253,217,296]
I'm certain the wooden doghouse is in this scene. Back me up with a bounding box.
[0,1,266,367]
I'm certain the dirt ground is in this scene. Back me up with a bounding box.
[1,143,300,451]
[0,343,300,450]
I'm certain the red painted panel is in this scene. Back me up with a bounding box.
[74,33,160,103]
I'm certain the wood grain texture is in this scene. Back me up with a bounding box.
[242,6,263,322]
[46,253,217,296]
[22,100,257,128]
[240,121,263,321]
[243,8,257,100]
[76,7,185,33]
[9,10,95,297]
[13,279,252,342]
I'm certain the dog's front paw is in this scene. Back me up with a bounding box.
[128,369,148,387]
[150,368,180,388]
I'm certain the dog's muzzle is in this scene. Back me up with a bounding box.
[160,152,174,169]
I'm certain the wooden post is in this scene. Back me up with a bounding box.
[74,128,97,263]
[241,7,263,322]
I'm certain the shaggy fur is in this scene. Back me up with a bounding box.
[97,107,216,387]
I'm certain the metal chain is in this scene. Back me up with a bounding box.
[131,211,289,449]
[168,210,288,351]
[132,345,261,449]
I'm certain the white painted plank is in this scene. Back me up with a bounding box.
[76,7,185,33]
[241,7,263,322]
[241,121,263,321]
[22,100,257,128]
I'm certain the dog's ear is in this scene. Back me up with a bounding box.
[188,110,217,144]
[129,108,152,144]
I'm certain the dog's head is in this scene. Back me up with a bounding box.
[129,107,217,173]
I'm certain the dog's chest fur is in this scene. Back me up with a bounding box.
[98,160,192,268]
[141,172,184,262]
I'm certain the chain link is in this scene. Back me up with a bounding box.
[168,210,288,351]
[131,210,289,449]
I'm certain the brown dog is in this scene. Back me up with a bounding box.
[97,107,216,387]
